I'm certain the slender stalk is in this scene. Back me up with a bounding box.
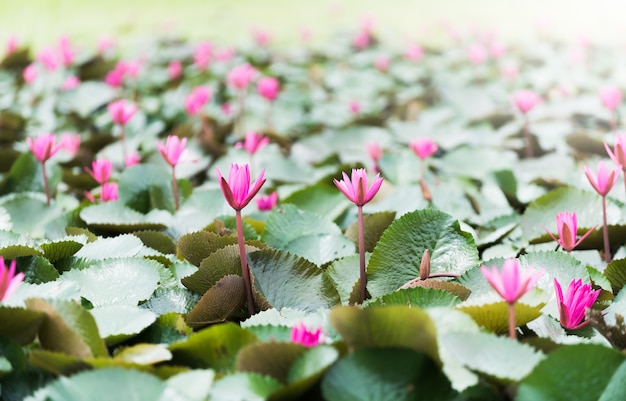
[508,302,517,340]
[266,101,273,132]
[358,205,366,303]
[522,115,533,159]
[237,90,246,136]
[171,166,179,211]
[41,161,50,206]
[623,172,626,200]
[610,111,616,134]
[602,195,611,263]
[236,209,255,315]
[119,125,127,161]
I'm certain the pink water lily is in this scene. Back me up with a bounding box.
[193,42,212,71]
[554,278,600,330]
[6,35,19,55]
[23,64,37,84]
[100,182,119,202]
[85,159,113,184]
[291,322,323,347]
[157,136,188,167]
[542,212,596,252]
[62,75,80,91]
[255,191,278,211]
[59,133,81,156]
[366,142,382,162]
[0,257,23,302]
[168,60,182,80]
[335,169,383,304]
[108,99,137,126]
[334,168,383,207]
[481,258,544,304]
[217,163,266,315]
[27,134,62,163]
[185,86,211,116]
[512,90,541,114]
[410,138,438,160]
[257,77,280,101]
[235,132,270,155]
[585,161,620,262]
[599,86,622,111]
[216,163,266,211]
[605,132,626,169]
[227,63,257,90]
[481,258,544,339]
[585,161,619,197]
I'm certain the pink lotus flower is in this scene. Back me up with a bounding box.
[481,258,544,304]
[216,163,266,211]
[490,42,506,59]
[256,191,278,211]
[37,48,59,71]
[542,212,596,252]
[291,322,323,347]
[584,161,619,196]
[512,90,541,114]
[100,182,118,202]
[57,36,74,67]
[374,56,390,72]
[501,63,518,81]
[97,36,115,54]
[27,134,62,163]
[108,99,137,126]
[6,35,18,55]
[23,64,37,84]
[605,132,626,169]
[168,60,182,80]
[554,278,600,330]
[62,75,80,91]
[235,132,270,155]
[157,136,187,167]
[599,86,622,111]
[185,86,211,116]
[349,100,361,115]
[405,44,423,61]
[227,64,257,90]
[409,138,438,160]
[257,77,280,101]
[252,28,271,47]
[59,133,81,155]
[105,60,141,87]
[85,159,113,184]
[334,168,383,206]
[194,42,212,70]
[353,30,370,50]
[0,257,23,302]
[215,48,236,62]
[366,142,382,162]
[468,43,488,65]
[125,152,141,167]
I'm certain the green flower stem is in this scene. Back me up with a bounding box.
[237,90,246,136]
[602,195,611,263]
[236,209,255,315]
[119,125,127,162]
[358,205,366,303]
[171,166,179,211]
[508,302,517,340]
[523,115,533,159]
[41,161,50,206]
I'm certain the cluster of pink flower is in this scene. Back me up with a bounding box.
[19,36,81,90]
[481,258,599,337]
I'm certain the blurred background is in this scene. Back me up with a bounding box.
[1,0,625,50]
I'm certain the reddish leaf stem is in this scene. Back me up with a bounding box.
[236,209,255,315]
[358,205,366,303]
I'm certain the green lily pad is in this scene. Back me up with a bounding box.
[367,209,479,298]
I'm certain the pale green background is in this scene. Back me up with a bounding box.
[0,0,623,50]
